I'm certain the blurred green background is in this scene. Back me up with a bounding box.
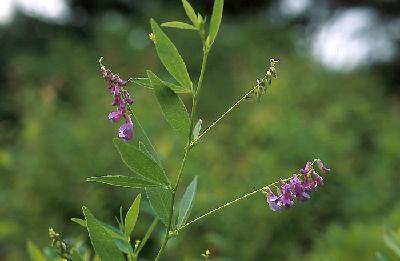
[1,0,400,260]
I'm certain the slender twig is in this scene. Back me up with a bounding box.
[134,217,159,257]
[190,85,257,148]
[174,173,304,233]
[154,146,190,260]
[155,40,210,260]
[176,187,264,232]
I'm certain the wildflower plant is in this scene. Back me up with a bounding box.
[35,0,332,260]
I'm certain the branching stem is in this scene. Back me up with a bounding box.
[173,173,301,233]
[190,85,257,148]
[155,40,210,261]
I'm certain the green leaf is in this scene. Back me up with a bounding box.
[113,238,133,255]
[132,77,190,94]
[131,78,152,89]
[148,70,190,138]
[193,119,202,140]
[197,13,204,25]
[208,0,224,46]
[72,217,129,254]
[113,138,169,186]
[146,187,173,227]
[384,231,400,257]
[71,217,86,227]
[87,175,161,188]
[177,176,198,227]
[136,218,159,255]
[71,249,86,261]
[138,141,156,162]
[182,0,198,27]
[376,252,390,261]
[27,241,46,261]
[125,194,141,236]
[164,81,191,94]
[150,18,192,91]
[162,21,197,30]
[83,207,125,261]
[130,112,162,166]
[138,141,147,152]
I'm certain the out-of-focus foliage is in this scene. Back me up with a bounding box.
[1,0,400,260]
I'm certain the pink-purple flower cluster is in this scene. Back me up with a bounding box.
[264,159,331,211]
[99,58,134,141]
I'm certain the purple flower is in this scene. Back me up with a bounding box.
[118,97,126,110]
[279,179,294,207]
[312,171,323,188]
[302,173,315,193]
[265,187,282,211]
[125,91,134,105]
[112,84,120,96]
[111,96,119,106]
[119,117,134,141]
[263,160,331,212]
[117,78,127,86]
[317,159,331,174]
[108,110,122,122]
[100,66,108,77]
[300,161,311,174]
[100,58,135,140]
[290,175,310,202]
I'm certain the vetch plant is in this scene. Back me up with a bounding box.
[32,0,332,260]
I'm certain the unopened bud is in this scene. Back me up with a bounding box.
[149,33,156,42]
[270,67,277,78]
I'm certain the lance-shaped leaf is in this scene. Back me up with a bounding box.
[71,217,86,227]
[71,249,85,261]
[136,217,159,255]
[27,241,46,261]
[72,218,126,240]
[208,0,224,46]
[148,70,190,139]
[182,0,199,27]
[384,231,400,257]
[138,141,156,162]
[132,76,190,94]
[162,21,197,30]
[177,176,198,227]
[376,252,390,261]
[71,217,131,254]
[83,207,125,261]
[113,138,169,186]
[131,77,152,89]
[87,175,161,189]
[130,112,162,166]
[146,187,173,227]
[125,194,141,236]
[192,119,202,140]
[150,18,192,92]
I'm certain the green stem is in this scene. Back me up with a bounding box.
[190,85,257,148]
[175,186,264,233]
[196,46,209,97]
[155,147,190,260]
[155,42,209,261]
[174,173,304,233]
[134,217,159,257]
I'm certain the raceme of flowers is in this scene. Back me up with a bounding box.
[253,58,279,101]
[99,57,134,141]
[264,159,331,211]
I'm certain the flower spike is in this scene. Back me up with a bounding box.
[99,57,135,141]
[264,159,331,211]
